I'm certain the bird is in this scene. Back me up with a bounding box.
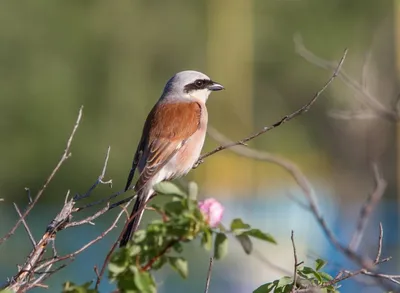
[119,70,224,247]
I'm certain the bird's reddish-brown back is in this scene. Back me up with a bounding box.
[147,101,202,141]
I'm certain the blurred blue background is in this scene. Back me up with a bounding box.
[0,1,399,292]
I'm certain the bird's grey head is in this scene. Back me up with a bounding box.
[162,70,224,103]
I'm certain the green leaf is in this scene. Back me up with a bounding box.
[133,269,156,293]
[276,276,292,288]
[319,272,333,281]
[253,282,276,293]
[173,242,183,253]
[128,245,141,257]
[109,248,129,276]
[62,282,98,293]
[108,262,126,275]
[244,229,277,244]
[164,201,185,216]
[236,234,253,254]
[214,233,228,259]
[133,230,147,243]
[301,267,322,283]
[201,228,212,251]
[154,182,186,197]
[168,257,188,278]
[230,218,251,231]
[315,258,327,271]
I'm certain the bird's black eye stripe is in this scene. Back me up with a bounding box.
[184,79,214,93]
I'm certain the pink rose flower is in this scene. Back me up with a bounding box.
[198,198,224,227]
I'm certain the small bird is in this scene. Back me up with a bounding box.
[119,70,224,247]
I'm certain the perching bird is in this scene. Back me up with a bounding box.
[119,70,224,247]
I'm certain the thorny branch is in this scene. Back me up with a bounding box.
[1,110,131,292]
[0,106,83,246]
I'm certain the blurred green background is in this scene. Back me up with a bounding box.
[0,1,398,292]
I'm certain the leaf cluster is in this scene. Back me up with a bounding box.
[253,259,338,293]
[59,182,276,293]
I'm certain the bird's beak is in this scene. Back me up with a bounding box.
[208,81,224,91]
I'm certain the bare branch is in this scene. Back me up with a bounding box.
[64,204,110,229]
[0,106,84,245]
[34,200,131,272]
[204,257,214,293]
[194,48,348,167]
[349,164,387,251]
[291,231,299,293]
[375,223,383,264]
[1,142,122,292]
[294,34,397,121]
[74,146,113,201]
[361,271,400,285]
[13,203,36,247]
[205,126,315,198]
[25,188,32,204]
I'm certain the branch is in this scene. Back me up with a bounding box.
[293,34,398,122]
[74,146,113,201]
[0,106,84,246]
[13,203,36,247]
[291,231,300,293]
[349,164,387,251]
[1,142,126,292]
[205,126,314,198]
[204,257,214,293]
[194,48,347,168]
[34,201,131,271]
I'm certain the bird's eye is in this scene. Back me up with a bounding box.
[195,80,204,88]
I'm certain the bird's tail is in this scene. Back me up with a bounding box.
[119,187,152,247]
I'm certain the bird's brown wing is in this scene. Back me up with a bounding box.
[124,101,202,192]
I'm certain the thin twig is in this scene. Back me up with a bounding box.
[13,203,36,247]
[64,204,110,228]
[204,257,214,293]
[34,200,131,272]
[293,34,397,121]
[194,48,347,167]
[291,231,299,293]
[206,127,314,198]
[361,271,400,285]
[25,188,32,204]
[74,146,113,201]
[349,164,387,251]
[75,189,129,211]
[375,223,383,264]
[0,106,84,245]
